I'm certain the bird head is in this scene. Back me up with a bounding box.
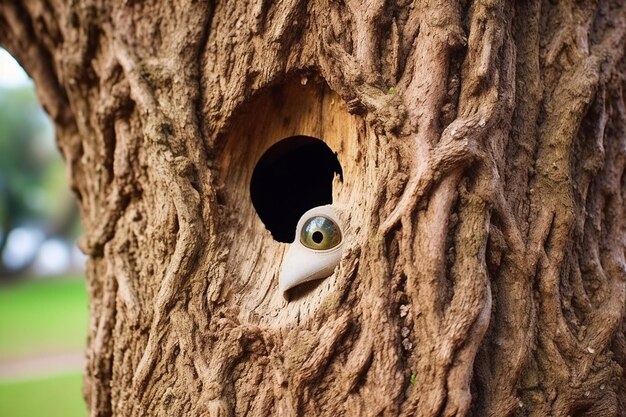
[279,205,345,296]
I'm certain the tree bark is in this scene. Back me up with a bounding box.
[1,0,625,416]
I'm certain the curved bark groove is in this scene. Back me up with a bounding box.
[1,0,625,416]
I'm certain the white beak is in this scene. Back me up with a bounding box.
[279,206,344,295]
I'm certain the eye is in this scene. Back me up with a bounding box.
[300,215,342,250]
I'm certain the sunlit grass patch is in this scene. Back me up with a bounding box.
[0,372,86,417]
[0,277,87,359]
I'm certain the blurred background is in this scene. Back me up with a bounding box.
[0,48,87,417]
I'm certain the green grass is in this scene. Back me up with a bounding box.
[0,277,88,417]
[0,372,87,417]
[0,277,88,359]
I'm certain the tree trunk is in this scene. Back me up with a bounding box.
[1,0,625,416]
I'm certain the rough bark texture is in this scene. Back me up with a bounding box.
[1,0,625,416]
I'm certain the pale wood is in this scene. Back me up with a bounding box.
[219,77,365,328]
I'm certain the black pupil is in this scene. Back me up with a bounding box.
[312,231,324,244]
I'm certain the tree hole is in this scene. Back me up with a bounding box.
[250,136,343,243]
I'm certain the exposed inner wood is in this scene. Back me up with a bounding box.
[219,78,366,328]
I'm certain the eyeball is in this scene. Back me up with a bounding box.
[279,205,345,295]
[300,216,342,250]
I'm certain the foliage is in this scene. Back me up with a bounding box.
[0,84,79,274]
[0,86,63,226]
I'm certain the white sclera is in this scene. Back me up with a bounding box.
[279,205,344,295]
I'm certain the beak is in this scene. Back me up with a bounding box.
[279,243,343,295]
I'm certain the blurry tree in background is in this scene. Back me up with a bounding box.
[0,48,87,417]
[0,50,81,279]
